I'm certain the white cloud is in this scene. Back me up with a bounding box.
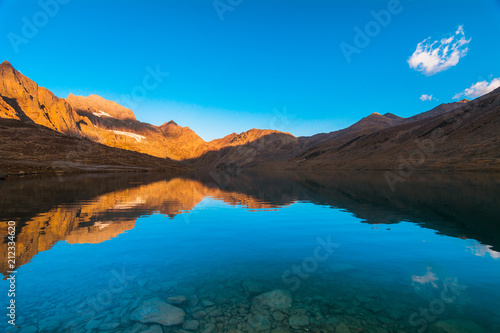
[419,94,436,101]
[453,77,500,99]
[408,26,471,76]
[466,241,500,259]
[412,267,438,288]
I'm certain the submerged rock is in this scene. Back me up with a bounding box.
[363,302,383,313]
[192,310,207,319]
[432,319,488,333]
[247,313,272,331]
[251,289,293,313]
[18,326,37,333]
[288,314,309,329]
[167,295,188,305]
[243,280,265,294]
[84,318,102,330]
[99,322,120,331]
[129,322,149,333]
[355,295,372,303]
[271,328,291,333]
[182,319,200,331]
[201,322,216,332]
[130,297,185,326]
[272,311,286,321]
[141,324,163,333]
[39,319,60,331]
[145,282,162,292]
[201,299,216,307]
[336,323,352,333]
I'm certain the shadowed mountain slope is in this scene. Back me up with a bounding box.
[285,88,500,170]
[0,118,189,175]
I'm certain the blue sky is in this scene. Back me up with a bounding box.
[1,0,499,141]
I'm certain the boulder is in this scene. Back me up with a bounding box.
[130,297,185,326]
[141,324,163,333]
[167,295,188,305]
[182,320,200,331]
[288,314,309,329]
[251,289,292,313]
[247,313,272,331]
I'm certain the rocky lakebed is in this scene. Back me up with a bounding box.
[10,272,489,333]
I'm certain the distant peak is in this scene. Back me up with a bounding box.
[65,93,137,121]
[458,99,470,104]
[370,112,382,116]
[0,60,13,67]
[160,120,179,127]
[0,61,16,73]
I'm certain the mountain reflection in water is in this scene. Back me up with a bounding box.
[1,171,499,276]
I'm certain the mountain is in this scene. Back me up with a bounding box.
[65,93,214,160]
[186,129,299,169]
[0,60,82,135]
[66,93,137,121]
[297,99,472,151]
[0,61,207,161]
[0,61,193,175]
[0,118,189,175]
[186,96,497,170]
[1,60,499,174]
[286,87,500,170]
[302,112,407,150]
[0,61,300,171]
[406,99,470,123]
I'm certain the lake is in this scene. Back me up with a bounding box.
[1,171,499,333]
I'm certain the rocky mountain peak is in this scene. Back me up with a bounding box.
[66,93,137,121]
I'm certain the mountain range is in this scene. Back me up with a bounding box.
[1,60,499,176]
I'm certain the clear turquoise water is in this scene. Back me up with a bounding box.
[1,172,499,332]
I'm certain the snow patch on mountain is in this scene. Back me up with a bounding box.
[112,130,146,142]
[93,110,112,118]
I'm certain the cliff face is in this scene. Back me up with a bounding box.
[0,61,209,162]
[0,61,83,135]
[65,92,211,160]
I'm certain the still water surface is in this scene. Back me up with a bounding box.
[1,171,499,332]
